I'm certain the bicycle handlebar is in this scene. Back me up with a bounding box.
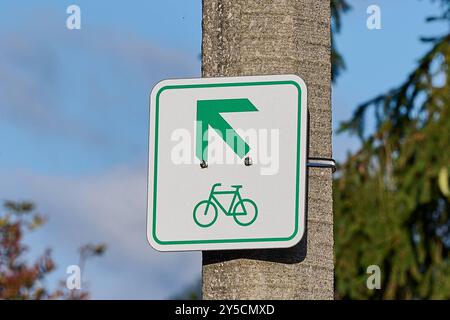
[212,183,222,189]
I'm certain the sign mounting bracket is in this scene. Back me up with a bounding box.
[307,157,336,173]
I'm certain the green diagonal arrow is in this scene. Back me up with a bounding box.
[196,98,258,161]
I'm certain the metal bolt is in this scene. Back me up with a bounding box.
[244,157,252,166]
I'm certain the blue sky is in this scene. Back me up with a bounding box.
[0,0,446,299]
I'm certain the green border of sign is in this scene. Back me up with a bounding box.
[152,80,302,245]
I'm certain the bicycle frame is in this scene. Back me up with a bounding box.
[205,185,247,216]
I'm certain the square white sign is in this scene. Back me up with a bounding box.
[147,75,307,251]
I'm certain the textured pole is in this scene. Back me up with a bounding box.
[201,0,333,299]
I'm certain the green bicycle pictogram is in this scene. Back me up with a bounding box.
[193,183,258,228]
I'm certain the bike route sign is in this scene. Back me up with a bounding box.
[147,75,308,251]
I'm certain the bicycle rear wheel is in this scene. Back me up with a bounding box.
[232,199,258,226]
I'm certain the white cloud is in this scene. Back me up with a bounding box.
[0,8,202,299]
[0,10,199,149]
[0,165,201,299]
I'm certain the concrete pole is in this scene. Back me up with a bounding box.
[201,0,333,299]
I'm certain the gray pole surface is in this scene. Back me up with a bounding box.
[201,0,333,299]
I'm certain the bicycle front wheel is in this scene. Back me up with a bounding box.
[232,199,258,226]
[193,200,218,228]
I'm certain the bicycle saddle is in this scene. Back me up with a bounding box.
[231,185,243,189]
